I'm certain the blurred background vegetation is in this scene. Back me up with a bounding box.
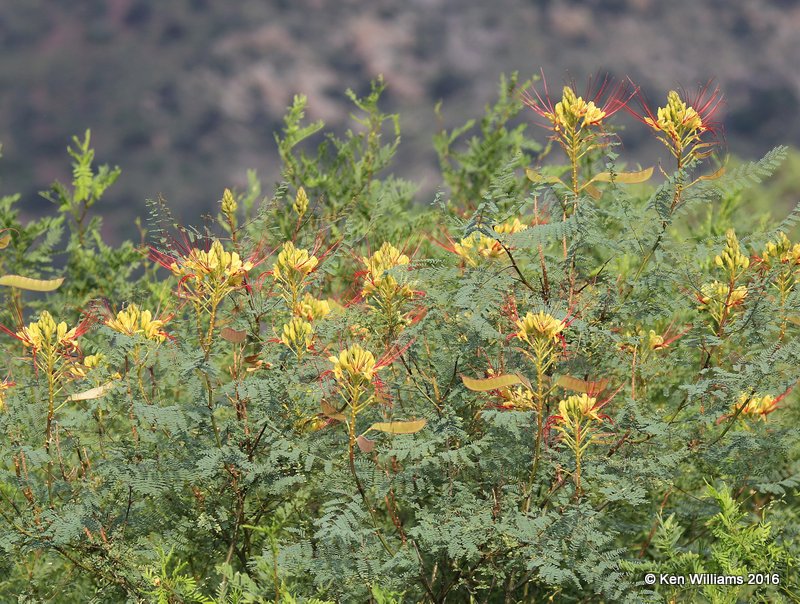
[1,0,800,240]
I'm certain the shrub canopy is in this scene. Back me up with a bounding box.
[1,75,800,603]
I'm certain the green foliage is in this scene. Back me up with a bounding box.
[40,129,121,244]
[434,72,541,211]
[273,77,419,245]
[143,547,215,604]
[2,75,800,603]
[622,483,800,603]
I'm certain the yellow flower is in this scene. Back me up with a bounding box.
[647,330,665,350]
[515,311,566,345]
[476,234,505,259]
[736,393,777,422]
[84,354,103,368]
[293,187,309,217]
[497,384,535,410]
[69,353,105,379]
[697,281,748,329]
[16,311,78,353]
[105,304,169,342]
[361,242,410,297]
[477,219,528,259]
[364,242,410,276]
[762,232,800,267]
[273,242,318,286]
[729,288,748,306]
[713,229,749,277]
[105,307,138,335]
[140,313,169,342]
[221,188,238,215]
[451,220,527,265]
[295,293,332,321]
[644,90,704,140]
[169,240,253,299]
[557,393,602,422]
[328,344,377,386]
[762,232,790,266]
[452,233,479,266]
[494,218,528,235]
[698,281,748,309]
[280,317,314,356]
[549,86,607,131]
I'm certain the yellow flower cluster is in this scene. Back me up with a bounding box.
[171,240,253,299]
[221,188,238,215]
[714,229,750,279]
[494,218,528,235]
[295,292,332,321]
[736,393,777,422]
[361,242,411,298]
[551,392,607,493]
[280,294,332,356]
[272,242,329,356]
[280,317,314,357]
[698,281,748,314]
[105,304,169,342]
[452,233,488,265]
[644,90,705,140]
[515,311,566,345]
[556,393,602,423]
[647,330,665,350]
[497,384,535,411]
[16,311,79,354]
[293,187,309,218]
[273,242,318,290]
[762,232,800,267]
[329,344,377,386]
[696,230,752,328]
[69,353,104,379]
[360,242,416,334]
[453,219,528,266]
[546,86,607,132]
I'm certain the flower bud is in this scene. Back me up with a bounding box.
[221,188,238,215]
[329,344,377,385]
[293,187,309,218]
[515,311,566,344]
[280,317,313,356]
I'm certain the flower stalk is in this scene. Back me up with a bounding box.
[514,311,566,509]
[152,239,253,448]
[328,344,395,555]
[10,311,89,501]
[628,86,723,281]
[549,394,608,496]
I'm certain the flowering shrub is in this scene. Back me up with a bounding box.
[1,74,800,603]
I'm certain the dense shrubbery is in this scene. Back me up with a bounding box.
[1,74,800,602]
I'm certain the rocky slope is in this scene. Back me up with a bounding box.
[1,0,798,233]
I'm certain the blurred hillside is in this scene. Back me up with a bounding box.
[1,0,800,237]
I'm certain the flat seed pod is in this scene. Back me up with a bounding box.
[0,275,64,291]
